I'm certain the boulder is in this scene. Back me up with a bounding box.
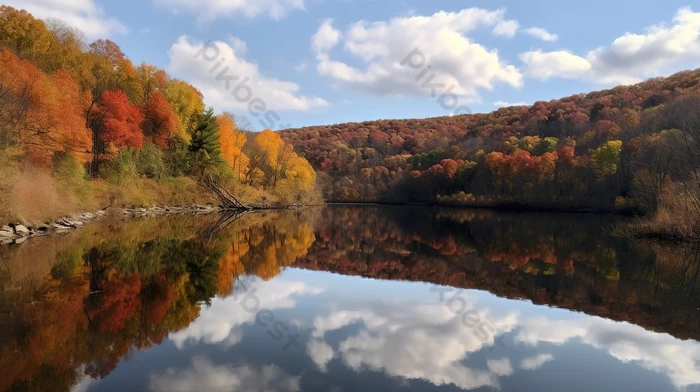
[54,223,72,232]
[14,225,31,236]
[0,229,14,238]
[58,218,83,227]
[79,213,96,220]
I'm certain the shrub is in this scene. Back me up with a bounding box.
[53,151,95,210]
[137,143,167,180]
[103,149,140,185]
[437,192,476,206]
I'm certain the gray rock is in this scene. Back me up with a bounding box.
[0,230,14,238]
[54,223,72,232]
[79,213,95,220]
[14,225,30,236]
[58,218,83,227]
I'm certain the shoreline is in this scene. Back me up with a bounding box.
[325,200,639,216]
[1,209,109,245]
[5,202,695,246]
[0,204,232,246]
[327,202,699,244]
[0,202,318,246]
[0,205,220,245]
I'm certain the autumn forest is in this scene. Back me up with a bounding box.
[2,5,700,241]
[0,6,318,225]
[280,70,700,240]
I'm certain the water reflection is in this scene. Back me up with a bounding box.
[0,205,698,391]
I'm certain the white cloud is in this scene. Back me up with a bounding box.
[307,339,335,372]
[71,374,100,392]
[168,277,322,349]
[516,317,700,389]
[521,7,700,84]
[493,20,520,38]
[149,358,301,392]
[312,18,342,53]
[309,298,520,390]
[227,35,248,55]
[520,353,554,370]
[494,100,529,107]
[167,35,329,113]
[153,0,305,21]
[2,0,126,39]
[487,358,514,376]
[520,50,593,80]
[523,27,558,42]
[312,9,523,101]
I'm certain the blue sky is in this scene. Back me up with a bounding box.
[4,0,700,130]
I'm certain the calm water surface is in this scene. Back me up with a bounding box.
[1,206,699,391]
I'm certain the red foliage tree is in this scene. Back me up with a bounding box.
[142,91,178,149]
[98,90,144,149]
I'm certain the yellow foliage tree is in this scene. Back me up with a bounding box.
[164,79,205,142]
[245,129,316,192]
[217,113,249,180]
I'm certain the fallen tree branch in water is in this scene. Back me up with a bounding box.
[201,176,252,211]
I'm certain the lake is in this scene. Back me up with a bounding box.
[1,205,699,392]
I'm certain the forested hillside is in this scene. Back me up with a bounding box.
[281,69,700,238]
[0,6,318,224]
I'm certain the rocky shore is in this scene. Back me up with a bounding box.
[1,204,223,245]
[121,203,220,218]
[0,210,107,245]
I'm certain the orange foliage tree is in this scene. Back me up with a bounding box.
[0,49,91,165]
[217,113,249,179]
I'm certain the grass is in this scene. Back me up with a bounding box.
[612,210,700,243]
[0,152,322,226]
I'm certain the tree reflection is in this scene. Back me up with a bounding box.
[293,206,700,341]
[0,206,698,391]
[0,209,318,391]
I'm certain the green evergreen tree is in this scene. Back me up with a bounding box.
[188,108,222,175]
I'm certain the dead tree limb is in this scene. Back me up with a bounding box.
[201,176,252,210]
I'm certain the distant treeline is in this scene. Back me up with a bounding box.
[281,69,700,239]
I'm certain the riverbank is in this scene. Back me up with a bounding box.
[326,199,640,215]
[0,210,108,245]
[612,216,700,244]
[0,200,318,246]
[0,204,222,245]
[327,200,700,244]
